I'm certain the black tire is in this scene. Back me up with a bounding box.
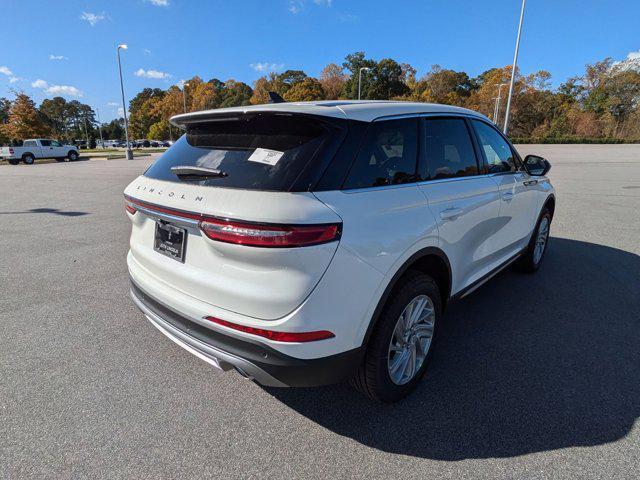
[22,154,35,165]
[67,150,79,161]
[515,207,552,273]
[8,158,20,165]
[352,270,442,403]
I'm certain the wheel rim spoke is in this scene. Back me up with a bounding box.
[387,294,436,385]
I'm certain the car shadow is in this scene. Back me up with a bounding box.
[265,238,640,460]
[0,207,89,217]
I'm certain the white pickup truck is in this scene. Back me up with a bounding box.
[0,139,80,165]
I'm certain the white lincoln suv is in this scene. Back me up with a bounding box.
[125,101,555,402]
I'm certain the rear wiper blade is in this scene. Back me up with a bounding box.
[170,166,228,179]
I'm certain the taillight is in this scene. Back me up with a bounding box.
[123,195,341,247]
[124,200,137,215]
[199,218,340,248]
[205,316,335,343]
[9,148,14,155]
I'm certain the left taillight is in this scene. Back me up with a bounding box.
[124,200,137,215]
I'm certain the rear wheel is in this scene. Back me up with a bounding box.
[67,150,79,161]
[22,154,35,165]
[515,207,552,273]
[352,271,441,403]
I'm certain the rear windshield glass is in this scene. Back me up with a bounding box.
[143,114,331,191]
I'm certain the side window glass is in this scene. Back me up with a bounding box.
[343,118,419,189]
[51,140,61,147]
[40,140,51,146]
[471,120,516,173]
[24,140,35,147]
[423,118,478,179]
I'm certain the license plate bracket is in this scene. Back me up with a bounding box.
[154,221,187,262]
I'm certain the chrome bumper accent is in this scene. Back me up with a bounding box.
[130,288,287,387]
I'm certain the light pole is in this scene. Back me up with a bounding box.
[503,0,526,135]
[182,83,189,113]
[96,108,104,148]
[493,83,508,125]
[117,44,133,160]
[358,67,370,100]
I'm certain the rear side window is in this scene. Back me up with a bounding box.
[343,118,419,189]
[23,140,36,147]
[422,118,478,179]
[143,114,334,191]
[471,120,517,173]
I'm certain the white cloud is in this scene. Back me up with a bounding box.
[107,102,120,107]
[80,12,106,26]
[144,49,152,55]
[625,49,640,61]
[250,62,284,72]
[0,66,13,76]
[49,54,68,61]
[176,79,187,88]
[118,107,126,117]
[146,0,169,6]
[32,79,83,97]
[135,68,172,79]
[32,79,48,89]
[339,13,357,22]
[9,76,23,84]
[288,0,331,13]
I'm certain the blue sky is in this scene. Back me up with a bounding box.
[1,0,639,121]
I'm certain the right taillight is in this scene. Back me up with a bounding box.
[199,218,341,248]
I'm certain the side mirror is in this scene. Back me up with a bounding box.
[523,154,551,176]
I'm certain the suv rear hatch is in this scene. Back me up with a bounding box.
[125,112,346,320]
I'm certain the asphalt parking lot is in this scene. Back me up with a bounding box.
[1,145,639,479]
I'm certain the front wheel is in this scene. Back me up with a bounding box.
[515,207,552,273]
[352,271,441,403]
[22,154,35,165]
[67,150,79,161]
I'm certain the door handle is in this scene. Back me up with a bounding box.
[523,179,538,186]
[440,208,463,220]
[501,192,514,202]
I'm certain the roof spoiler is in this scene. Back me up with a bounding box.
[268,91,285,104]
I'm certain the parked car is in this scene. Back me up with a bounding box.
[124,101,555,402]
[0,138,79,165]
[150,141,160,148]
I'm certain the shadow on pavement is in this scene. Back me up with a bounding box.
[0,207,89,217]
[266,238,640,460]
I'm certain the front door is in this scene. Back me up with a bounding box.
[470,120,538,267]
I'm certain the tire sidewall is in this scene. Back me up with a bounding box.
[367,273,442,402]
[68,151,78,161]
[23,154,34,165]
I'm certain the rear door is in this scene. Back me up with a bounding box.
[470,119,538,264]
[417,117,501,294]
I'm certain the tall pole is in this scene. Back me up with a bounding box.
[83,116,90,150]
[96,108,104,148]
[493,83,508,126]
[503,0,526,135]
[182,83,189,113]
[358,67,370,100]
[117,44,133,160]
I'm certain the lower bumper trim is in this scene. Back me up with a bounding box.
[129,280,363,387]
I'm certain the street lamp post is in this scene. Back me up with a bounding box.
[493,83,508,125]
[117,44,133,160]
[182,83,189,113]
[358,67,370,100]
[96,108,104,148]
[503,0,526,135]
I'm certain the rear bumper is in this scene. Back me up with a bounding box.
[130,280,363,387]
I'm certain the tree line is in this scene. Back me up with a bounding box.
[2,52,639,145]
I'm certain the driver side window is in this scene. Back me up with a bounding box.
[471,120,517,174]
[51,140,62,147]
[343,118,419,189]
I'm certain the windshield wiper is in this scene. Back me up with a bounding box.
[170,165,228,180]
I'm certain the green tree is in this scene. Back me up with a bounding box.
[2,92,51,141]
